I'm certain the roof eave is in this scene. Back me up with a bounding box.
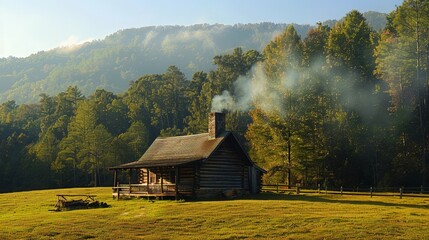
[109,158,206,170]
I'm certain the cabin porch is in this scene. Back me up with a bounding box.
[111,165,194,199]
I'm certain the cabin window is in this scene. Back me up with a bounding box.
[142,168,176,184]
[150,172,157,183]
[170,169,176,183]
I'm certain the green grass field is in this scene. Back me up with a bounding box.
[1,187,428,239]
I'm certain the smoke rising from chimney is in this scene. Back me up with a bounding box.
[211,63,282,113]
[210,58,387,124]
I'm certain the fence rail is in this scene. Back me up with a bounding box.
[262,184,429,199]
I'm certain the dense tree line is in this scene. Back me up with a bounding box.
[246,2,428,188]
[0,2,428,192]
[0,48,261,191]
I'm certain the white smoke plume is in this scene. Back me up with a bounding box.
[210,58,385,124]
[211,63,272,112]
[211,90,235,112]
[210,62,291,113]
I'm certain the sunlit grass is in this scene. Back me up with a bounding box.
[1,187,429,239]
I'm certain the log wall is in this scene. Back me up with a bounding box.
[178,164,195,193]
[199,138,250,190]
[139,169,148,184]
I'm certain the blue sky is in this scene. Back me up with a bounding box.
[0,0,403,58]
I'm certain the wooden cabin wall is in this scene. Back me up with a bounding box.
[199,139,250,190]
[178,164,195,193]
[256,170,263,193]
[139,169,147,184]
[250,167,263,193]
[139,167,176,184]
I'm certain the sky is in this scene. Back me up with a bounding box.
[0,0,403,58]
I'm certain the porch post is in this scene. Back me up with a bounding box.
[147,168,150,193]
[160,167,164,193]
[128,169,132,194]
[113,169,118,199]
[113,169,118,187]
[175,166,179,200]
[117,180,120,200]
[193,162,199,198]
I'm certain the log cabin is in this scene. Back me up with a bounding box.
[110,112,265,199]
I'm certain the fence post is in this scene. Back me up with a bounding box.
[370,187,373,198]
[400,187,403,199]
[325,185,328,194]
[296,184,300,195]
[421,185,424,194]
[317,184,320,194]
[276,183,279,193]
[340,186,343,196]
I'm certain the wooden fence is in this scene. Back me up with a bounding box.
[262,184,429,199]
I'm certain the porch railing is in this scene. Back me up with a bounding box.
[113,183,176,195]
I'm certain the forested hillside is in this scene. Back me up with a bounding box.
[0,23,307,103]
[1,4,427,193]
[0,11,385,104]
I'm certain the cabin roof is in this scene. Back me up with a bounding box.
[111,131,232,169]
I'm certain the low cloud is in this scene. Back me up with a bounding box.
[142,30,158,48]
[57,35,93,53]
[161,28,221,54]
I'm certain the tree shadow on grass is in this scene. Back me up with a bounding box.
[241,192,429,210]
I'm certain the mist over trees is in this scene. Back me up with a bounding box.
[0,12,386,104]
[0,23,309,104]
[1,4,428,192]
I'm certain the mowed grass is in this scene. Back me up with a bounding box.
[1,188,429,239]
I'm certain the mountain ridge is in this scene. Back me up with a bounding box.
[0,12,387,103]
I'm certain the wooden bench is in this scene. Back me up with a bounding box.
[56,194,97,202]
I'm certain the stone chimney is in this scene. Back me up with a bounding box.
[208,112,225,139]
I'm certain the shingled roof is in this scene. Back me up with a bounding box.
[111,131,231,169]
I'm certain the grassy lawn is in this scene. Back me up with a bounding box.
[1,187,429,239]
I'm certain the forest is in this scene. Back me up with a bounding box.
[0,1,428,193]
